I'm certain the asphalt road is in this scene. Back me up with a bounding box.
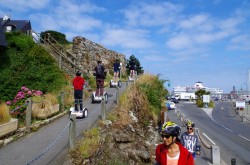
[174,101,250,165]
[0,83,127,165]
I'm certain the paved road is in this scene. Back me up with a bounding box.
[173,101,250,165]
[0,84,126,165]
[167,104,211,165]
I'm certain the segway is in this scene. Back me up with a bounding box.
[91,90,108,104]
[69,99,88,119]
[110,79,122,88]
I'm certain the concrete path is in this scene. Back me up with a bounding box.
[0,85,125,165]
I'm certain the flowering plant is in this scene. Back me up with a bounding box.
[6,86,43,119]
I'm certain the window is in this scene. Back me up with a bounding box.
[6,26,12,32]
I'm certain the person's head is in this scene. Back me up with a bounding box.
[115,59,119,62]
[97,60,102,64]
[161,121,181,147]
[76,70,81,76]
[186,120,195,133]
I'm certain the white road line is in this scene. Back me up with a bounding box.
[239,135,250,142]
[203,133,216,145]
[219,124,233,132]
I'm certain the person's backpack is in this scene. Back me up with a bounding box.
[96,65,104,77]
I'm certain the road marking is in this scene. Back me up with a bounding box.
[239,135,250,142]
[202,108,233,133]
[203,133,216,145]
[219,124,233,132]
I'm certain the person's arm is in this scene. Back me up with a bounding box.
[93,67,96,76]
[155,145,161,164]
[187,152,194,165]
[180,133,185,145]
[195,133,201,155]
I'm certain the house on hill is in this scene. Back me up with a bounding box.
[0,15,32,47]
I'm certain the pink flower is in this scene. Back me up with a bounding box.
[6,101,12,105]
[34,91,43,96]
[21,86,28,91]
[27,91,32,95]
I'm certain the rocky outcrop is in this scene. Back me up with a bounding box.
[86,112,161,165]
[71,36,126,74]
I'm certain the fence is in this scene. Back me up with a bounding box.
[24,83,122,164]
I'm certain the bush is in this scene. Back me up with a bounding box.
[40,30,69,45]
[196,99,203,107]
[6,86,43,120]
[0,103,11,124]
[0,32,66,101]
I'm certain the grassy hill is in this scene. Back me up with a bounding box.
[0,32,67,102]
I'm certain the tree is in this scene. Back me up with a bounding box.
[126,55,144,75]
[195,89,211,107]
[40,30,70,44]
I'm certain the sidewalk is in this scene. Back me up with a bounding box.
[0,86,120,165]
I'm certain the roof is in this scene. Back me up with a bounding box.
[0,18,7,47]
[1,18,32,32]
[0,17,32,47]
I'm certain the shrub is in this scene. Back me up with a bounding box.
[6,86,43,120]
[0,103,11,124]
[196,99,203,108]
[43,93,58,106]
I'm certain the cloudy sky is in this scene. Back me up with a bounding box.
[1,0,250,93]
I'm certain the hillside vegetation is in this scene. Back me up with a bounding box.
[70,74,168,165]
[0,32,67,102]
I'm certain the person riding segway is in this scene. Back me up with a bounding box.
[92,60,108,103]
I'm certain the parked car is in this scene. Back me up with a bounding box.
[171,98,179,103]
[166,101,176,110]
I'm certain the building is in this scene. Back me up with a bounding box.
[173,81,224,99]
[0,15,32,47]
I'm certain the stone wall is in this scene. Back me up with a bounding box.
[71,36,126,75]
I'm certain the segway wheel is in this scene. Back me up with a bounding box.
[83,108,88,118]
[104,93,108,104]
[118,81,122,88]
[91,94,95,104]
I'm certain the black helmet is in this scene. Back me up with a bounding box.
[161,121,181,137]
[76,71,81,76]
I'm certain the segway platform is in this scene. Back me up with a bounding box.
[110,80,122,88]
[128,76,135,81]
[69,107,88,119]
[91,91,108,103]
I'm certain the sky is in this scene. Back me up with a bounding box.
[1,0,250,93]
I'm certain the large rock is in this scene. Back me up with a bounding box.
[71,36,126,74]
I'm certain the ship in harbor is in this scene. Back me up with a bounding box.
[173,81,223,99]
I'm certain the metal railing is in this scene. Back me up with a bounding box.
[30,30,82,77]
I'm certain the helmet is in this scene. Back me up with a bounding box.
[76,71,81,76]
[186,120,195,127]
[161,121,181,136]
[97,60,102,64]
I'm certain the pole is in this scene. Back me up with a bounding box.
[101,99,106,120]
[69,114,76,149]
[116,86,119,105]
[60,91,65,112]
[26,97,32,129]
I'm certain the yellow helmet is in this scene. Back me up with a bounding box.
[186,120,195,127]
[161,121,181,136]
